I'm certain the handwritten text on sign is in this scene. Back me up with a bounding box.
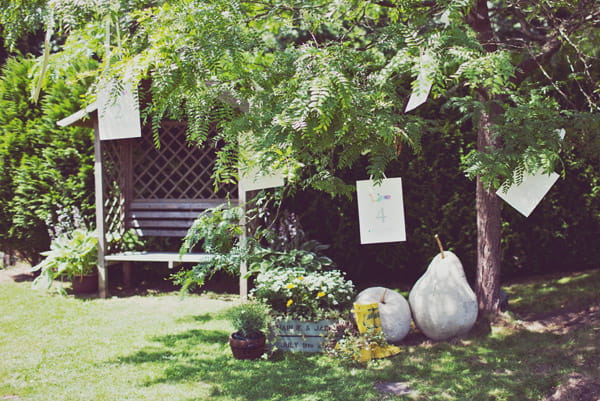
[356,178,407,244]
[271,320,332,353]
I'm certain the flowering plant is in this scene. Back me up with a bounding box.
[324,319,389,366]
[251,267,355,321]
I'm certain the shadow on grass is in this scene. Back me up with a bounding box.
[395,328,593,400]
[505,268,600,318]
[114,325,381,401]
[111,314,600,401]
[175,314,215,324]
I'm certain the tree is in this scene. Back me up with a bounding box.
[0,53,97,263]
[462,0,599,313]
[0,0,46,64]
[6,0,600,314]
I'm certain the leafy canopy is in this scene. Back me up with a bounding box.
[6,0,600,194]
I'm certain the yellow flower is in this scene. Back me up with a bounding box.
[286,299,294,307]
[317,291,326,298]
[285,283,296,289]
[297,276,304,281]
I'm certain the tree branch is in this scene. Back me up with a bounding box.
[512,35,562,85]
[466,0,497,52]
[375,0,436,7]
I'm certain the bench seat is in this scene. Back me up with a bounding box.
[104,198,234,290]
[105,251,214,269]
[105,251,214,288]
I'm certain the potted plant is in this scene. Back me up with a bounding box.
[32,228,98,294]
[226,302,270,360]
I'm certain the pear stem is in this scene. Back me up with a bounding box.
[435,234,445,259]
[380,289,388,304]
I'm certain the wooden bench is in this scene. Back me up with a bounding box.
[105,198,232,287]
[126,199,225,237]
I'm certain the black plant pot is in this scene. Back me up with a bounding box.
[72,273,98,294]
[229,332,266,360]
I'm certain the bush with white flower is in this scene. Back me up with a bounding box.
[251,267,355,321]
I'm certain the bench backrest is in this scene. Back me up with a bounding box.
[126,199,230,237]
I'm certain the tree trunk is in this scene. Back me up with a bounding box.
[475,100,502,315]
[466,0,503,317]
[466,0,568,317]
[476,178,502,314]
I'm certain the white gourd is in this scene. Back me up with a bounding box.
[408,251,478,341]
[355,286,412,343]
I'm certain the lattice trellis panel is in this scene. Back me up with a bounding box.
[132,122,237,200]
[101,139,126,253]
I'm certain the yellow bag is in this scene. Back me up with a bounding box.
[352,302,401,362]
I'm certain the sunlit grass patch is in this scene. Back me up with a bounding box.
[1,268,599,401]
[504,268,600,318]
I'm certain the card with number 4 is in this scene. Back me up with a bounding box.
[356,178,407,244]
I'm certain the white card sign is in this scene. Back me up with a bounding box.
[98,81,142,141]
[497,170,559,217]
[404,52,434,113]
[239,166,285,192]
[356,178,407,244]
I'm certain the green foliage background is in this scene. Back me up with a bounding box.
[0,55,97,263]
[0,0,598,284]
[281,122,600,287]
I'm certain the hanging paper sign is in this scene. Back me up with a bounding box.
[497,170,559,217]
[356,178,407,244]
[404,52,435,113]
[98,81,142,141]
[239,166,285,192]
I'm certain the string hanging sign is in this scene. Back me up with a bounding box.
[356,177,407,244]
[238,165,285,192]
[97,80,141,141]
[496,170,559,217]
[496,129,565,217]
[404,50,435,113]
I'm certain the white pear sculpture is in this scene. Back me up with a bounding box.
[355,286,412,343]
[408,235,478,341]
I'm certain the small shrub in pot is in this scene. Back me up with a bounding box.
[226,302,270,360]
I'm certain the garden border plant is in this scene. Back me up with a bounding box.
[175,201,356,320]
[32,228,98,294]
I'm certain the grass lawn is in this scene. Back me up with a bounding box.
[1,269,599,401]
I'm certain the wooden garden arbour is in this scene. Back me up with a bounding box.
[58,103,240,298]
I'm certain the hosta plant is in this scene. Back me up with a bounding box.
[32,228,97,292]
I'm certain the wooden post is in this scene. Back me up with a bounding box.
[94,120,108,298]
[120,139,133,288]
[238,179,248,300]
[123,261,132,288]
[120,139,133,227]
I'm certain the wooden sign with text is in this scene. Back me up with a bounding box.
[271,320,332,352]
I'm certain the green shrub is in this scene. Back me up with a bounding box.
[281,124,600,285]
[226,302,270,338]
[173,203,244,292]
[0,55,97,263]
